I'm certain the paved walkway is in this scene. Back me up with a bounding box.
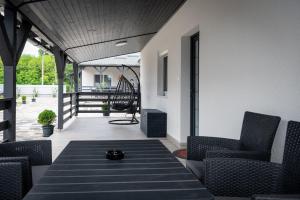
[0,96,57,141]
[16,96,58,141]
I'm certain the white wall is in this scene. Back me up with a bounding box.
[141,0,300,163]
[82,67,140,88]
[0,84,64,96]
[82,67,96,87]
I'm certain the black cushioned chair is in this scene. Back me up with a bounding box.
[186,111,281,180]
[0,140,52,200]
[204,120,300,199]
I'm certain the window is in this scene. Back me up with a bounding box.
[163,56,168,93]
[157,52,168,96]
[94,74,111,89]
[95,75,100,84]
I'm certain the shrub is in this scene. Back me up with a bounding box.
[17,88,21,98]
[102,103,109,112]
[33,88,39,98]
[66,85,72,93]
[38,110,56,126]
[52,88,57,97]
[22,96,26,101]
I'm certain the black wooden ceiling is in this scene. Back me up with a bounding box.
[8,0,186,63]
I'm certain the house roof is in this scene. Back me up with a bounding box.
[80,52,140,67]
[8,0,186,63]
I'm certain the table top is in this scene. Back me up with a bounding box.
[24,140,213,200]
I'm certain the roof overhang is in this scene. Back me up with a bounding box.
[6,0,186,63]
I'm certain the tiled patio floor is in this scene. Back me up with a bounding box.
[0,97,183,163]
[50,117,182,162]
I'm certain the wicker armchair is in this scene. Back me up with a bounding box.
[204,120,300,198]
[0,140,52,200]
[186,111,281,180]
[252,194,300,200]
[0,162,23,200]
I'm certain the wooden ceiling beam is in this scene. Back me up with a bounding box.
[17,0,49,8]
[64,32,157,52]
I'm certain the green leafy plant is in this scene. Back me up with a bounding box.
[100,82,108,90]
[21,96,26,101]
[52,88,57,97]
[102,102,109,112]
[38,110,56,126]
[17,88,21,98]
[33,88,39,98]
[66,84,71,93]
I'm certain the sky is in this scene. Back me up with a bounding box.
[22,41,40,56]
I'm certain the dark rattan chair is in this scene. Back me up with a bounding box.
[0,162,23,200]
[109,65,140,125]
[204,120,300,198]
[0,140,52,200]
[186,111,281,180]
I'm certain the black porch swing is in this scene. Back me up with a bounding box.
[108,65,140,125]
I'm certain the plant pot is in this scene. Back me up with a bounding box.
[22,100,26,104]
[42,125,54,137]
[103,112,110,116]
[32,98,36,102]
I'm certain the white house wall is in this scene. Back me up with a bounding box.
[82,67,96,87]
[82,67,140,87]
[141,0,300,163]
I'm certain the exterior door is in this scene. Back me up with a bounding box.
[190,33,199,136]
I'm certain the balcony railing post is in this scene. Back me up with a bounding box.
[0,6,32,141]
[108,92,111,114]
[75,92,79,116]
[70,93,72,118]
[53,46,67,130]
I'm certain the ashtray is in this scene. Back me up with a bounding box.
[106,150,125,160]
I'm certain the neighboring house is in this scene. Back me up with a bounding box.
[79,53,140,92]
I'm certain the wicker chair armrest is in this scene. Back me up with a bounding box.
[206,150,270,161]
[0,157,33,196]
[0,140,52,165]
[252,194,300,200]
[0,162,23,200]
[187,136,240,160]
[204,158,283,197]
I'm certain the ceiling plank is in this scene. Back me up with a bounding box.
[11,0,186,62]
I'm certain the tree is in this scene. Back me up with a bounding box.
[0,49,72,87]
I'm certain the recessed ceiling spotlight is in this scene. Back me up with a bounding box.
[115,41,127,47]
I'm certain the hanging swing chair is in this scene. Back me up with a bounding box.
[108,65,140,125]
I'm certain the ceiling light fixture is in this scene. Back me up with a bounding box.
[115,41,127,47]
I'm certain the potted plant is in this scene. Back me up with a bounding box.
[22,96,26,104]
[32,88,38,102]
[17,88,21,98]
[31,94,36,102]
[38,110,56,137]
[34,88,39,97]
[102,102,110,116]
[52,88,57,98]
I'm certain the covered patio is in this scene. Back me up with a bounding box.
[1,0,300,200]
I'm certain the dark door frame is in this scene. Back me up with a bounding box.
[190,32,199,136]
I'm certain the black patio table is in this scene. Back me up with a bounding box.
[23,140,214,200]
